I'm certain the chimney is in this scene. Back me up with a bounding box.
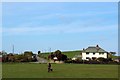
[96,45,100,51]
[96,45,99,47]
[83,48,85,51]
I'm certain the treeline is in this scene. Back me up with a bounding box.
[66,57,120,64]
[48,50,67,61]
[2,51,37,62]
[1,50,120,64]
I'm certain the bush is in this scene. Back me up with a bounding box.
[97,57,105,62]
[89,60,100,64]
[65,60,72,63]
[108,61,118,64]
[97,58,113,64]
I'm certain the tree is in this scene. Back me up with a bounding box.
[48,50,67,61]
[24,51,33,62]
[6,53,15,62]
[48,52,54,60]
[110,52,116,56]
[14,54,28,62]
[57,54,63,61]
[2,50,7,55]
[24,51,33,56]
[2,55,8,62]
[38,51,41,54]
[61,54,67,61]
[54,50,61,55]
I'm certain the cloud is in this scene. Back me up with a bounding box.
[3,21,117,36]
[31,10,117,21]
[2,4,117,36]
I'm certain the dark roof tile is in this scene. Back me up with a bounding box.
[84,46,107,53]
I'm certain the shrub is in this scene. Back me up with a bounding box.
[108,61,118,64]
[89,60,100,64]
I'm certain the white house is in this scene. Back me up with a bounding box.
[82,45,108,60]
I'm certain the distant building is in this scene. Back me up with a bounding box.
[72,55,82,60]
[0,52,2,62]
[114,58,120,63]
[82,45,108,60]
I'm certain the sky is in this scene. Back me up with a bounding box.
[2,2,118,54]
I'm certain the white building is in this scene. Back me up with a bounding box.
[82,45,108,60]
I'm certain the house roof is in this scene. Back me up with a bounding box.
[83,46,107,53]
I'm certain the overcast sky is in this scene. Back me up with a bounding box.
[2,2,118,54]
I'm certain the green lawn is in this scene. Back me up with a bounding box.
[2,63,118,78]
[62,50,82,58]
[40,50,82,58]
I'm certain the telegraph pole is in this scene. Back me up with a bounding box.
[12,45,14,54]
[50,48,51,53]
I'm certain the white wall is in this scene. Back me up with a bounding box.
[82,52,107,60]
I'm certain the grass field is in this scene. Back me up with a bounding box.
[2,63,118,78]
[40,50,82,58]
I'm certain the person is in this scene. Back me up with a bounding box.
[48,63,53,72]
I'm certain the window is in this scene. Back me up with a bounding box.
[86,57,90,59]
[92,57,96,60]
[86,57,90,60]
[99,52,104,55]
[93,53,95,55]
[86,52,89,55]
